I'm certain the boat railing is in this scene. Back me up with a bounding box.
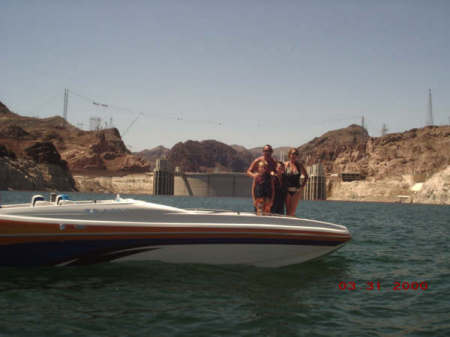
[0,195,127,208]
[57,199,124,206]
[58,200,99,206]
[185,208,246,215]
[186,208,231,213]
[0,203,32,209]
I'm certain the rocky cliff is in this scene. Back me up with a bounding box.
[137,143,292,173]
[297,124,449,178]
[233,145,291,161]
[0,100,151,191]
[134,145,170,169]
[2,99,448,203]
[414,166,449,204]
[167,140,253,172]
[364,126,449,179]
[0,143,75,191]
[298,124,450,203]
[0,101,150,176]
[297,124,370,174]
[128,125,449,204]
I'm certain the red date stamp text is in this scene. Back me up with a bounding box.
[338,281,428,291]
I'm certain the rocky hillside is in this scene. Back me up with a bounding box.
[134,145,170,169]
[298,124,449,204]
[136,143,294,172]
[363,126,449,179]
[246,146,291,161]
[0,101,150,176]
[0,143,76,191]
[167,140,254,172]
[296,124,449,180]
[414,165,449,204]
[297,124,370,174]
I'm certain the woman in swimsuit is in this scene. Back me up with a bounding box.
[284,148,309,216]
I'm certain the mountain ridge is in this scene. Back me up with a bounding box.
[1,99,448,203]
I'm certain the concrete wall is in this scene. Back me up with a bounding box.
[153,170,174,195]
[174,173,252,197]
[74,173,154,194]
[303,164,327,200]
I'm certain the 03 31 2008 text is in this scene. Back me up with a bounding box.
[338,281,428,291]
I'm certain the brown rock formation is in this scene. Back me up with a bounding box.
[297,124,369,175]
[0,143,75,191]
[135,145,170,169]
[235,146,290,161]
[25,142,68,167]
[168,140,253,172]
[365,126,450,179]
[302,124,449,203]
[0,101,150,176]
[0,105,76,191]
[296,124,449,180]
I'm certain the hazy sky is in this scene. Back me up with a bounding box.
[2,0,449,151]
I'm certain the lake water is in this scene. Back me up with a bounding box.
[0,191,449,337]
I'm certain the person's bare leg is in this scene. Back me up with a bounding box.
[255,199,263,215]
[288,191,302,216]
[285,194,292,216]
[263,199,272,214]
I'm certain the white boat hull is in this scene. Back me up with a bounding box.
[98,244,345,268]
[0,198,351,267]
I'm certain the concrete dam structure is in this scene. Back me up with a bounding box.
[174,172,252,197]
[303,163,326,200]
[152,159,326,199]
[152,159,252,197]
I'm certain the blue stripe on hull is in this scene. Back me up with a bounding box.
[0,237,345,267]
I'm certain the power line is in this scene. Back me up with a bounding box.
[19,93,61,117]
[67,89,225,126]
[122,113,144,137]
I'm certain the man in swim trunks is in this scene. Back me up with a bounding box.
[246,144,277,179]
[252,161,275,215]
[247,145,277,214]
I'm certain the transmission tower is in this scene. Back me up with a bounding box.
[361,116,365,130]
[381,123,388,136]
[426,88,433,126]
[63,88,69,121]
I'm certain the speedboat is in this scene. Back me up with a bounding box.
[0,195,351,267]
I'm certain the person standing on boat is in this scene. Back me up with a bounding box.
[284,148,308,216]
[252,161,274,215]
[246,144,277,178]
[247,145,277,214]
[271,161,287,215]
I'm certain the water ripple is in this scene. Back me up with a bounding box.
[0,192,449,336]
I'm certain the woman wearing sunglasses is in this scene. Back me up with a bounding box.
[284,148,309,216]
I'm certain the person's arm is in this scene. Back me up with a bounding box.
[299,162,309,187]
[270,177,275,206]
[284,161,290,171]
[251,178,256,205]
[247,158,259,179]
